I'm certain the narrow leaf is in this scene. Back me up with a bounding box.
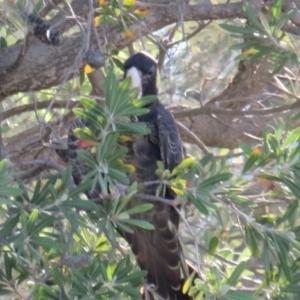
[227,261,246,286]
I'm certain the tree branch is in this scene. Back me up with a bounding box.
[0,0,290,98]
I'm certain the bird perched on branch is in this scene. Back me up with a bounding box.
[66,52,192,300]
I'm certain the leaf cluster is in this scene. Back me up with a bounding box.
[220,1,299,75]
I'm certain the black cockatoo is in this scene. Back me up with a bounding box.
[67,52,191,300]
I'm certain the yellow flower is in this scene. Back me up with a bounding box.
[84,64,94,74]
[124,29,135,40]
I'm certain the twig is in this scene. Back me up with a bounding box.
[40,0,94,137]
[24,266,59,300]
[176,121,211,155]
[173,100,300,118]
[39,0,64,18]
[0,100,80,122]
[128,43,135,56]
[175,206,204,281]
[14,165,45,180]
[134,1,175,8]
[167,20,212,49]
[0,116,9,162]
[133,193,180,206]
[10,159,66,174]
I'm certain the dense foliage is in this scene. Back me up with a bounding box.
[1,0,300,299]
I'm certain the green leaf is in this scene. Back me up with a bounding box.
[267,134,281,156]
[77,150,97,168]
[239,143,253,156]
[261,238,270,273]
[113,191,135,216]
[4,253,14,281]
[36,284,59,298]
[31,237,59,249]
[187,194,209,216]
[117,106,149,117]
[108,167,129,185]
[64,199,98,211]
[242,152,260,174]
[114,122,149,135]
[121,218,155,230]
[125,203,153,215]
[117,270,146,284]
[256,173,281,181]
[273,236,292,281]
[198,173,232,188]
[73,126,97,141]
[105,71,118,112]
[132,95,157,108]
[172,157,196,176]
[29,216,55,237]
[281,284,300,294]
[274,8,297,33]
[72,108,104,129]
[283,126,300,147]
[259,12,272,35]
[208,236,219,255]
[226,261,246,286]
[276,199,298,226]
[0,287,12,296]
[245,225,260,258]
[281,176,300,198]
[0,186,23,197]
[33,177,57,205]
[0,214,19,236]
[224,291,256,300]
[59,165,73,192]
[97,133,119,162]
[80,97,105,117]
[243,2,265,33]
[28,209,39,224]
[231,39,261,51]
[271,0,283,21]
[114,285,139,297]
[115,221,134,234]
[112,56,124,70]
[123,0,135,8]
[106,146,128,163]
[68,180,93,197]
[219,24,256,35]
[0,37,7,49]
[182,272,196,295]
[0,159,8,175]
